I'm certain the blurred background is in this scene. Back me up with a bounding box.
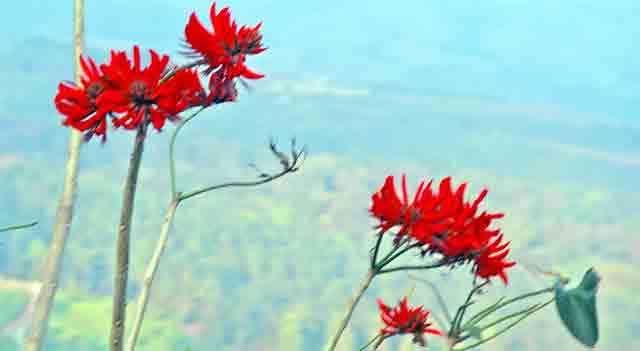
[0,1,638,350]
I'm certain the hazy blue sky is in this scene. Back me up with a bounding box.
[3,0,638,116]
[1,1,638,186]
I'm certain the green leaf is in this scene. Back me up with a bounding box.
[554,267,600,347]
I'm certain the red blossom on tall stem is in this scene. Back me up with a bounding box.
[377,297,443,346]
[54,56,112,142]
[369,175,516,284]
[183,1,266,101]
[98,46,204,131]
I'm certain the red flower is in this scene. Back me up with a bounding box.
[54,55,111,142]
[98,46,204,131]
[473,234,516,284]
[370,175,516,284]
[377,297,443,346]
[183,1,266,88]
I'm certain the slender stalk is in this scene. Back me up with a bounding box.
[179,169,292,201]
[127,139,304,351]
[358,334,381,351]
[371,236,410,270]
[475,302,542,332]
[452,298,554,351]
[24,2,84,350]
[0,221,37,233]
[461,286,553,330]
[377,259,449,275]
[327,269,376,351]
[372,334,389,350]
[370,230,385,269]
[169,107,205,199]
[450,281,489,336]
[377,242,421,269]
[126,197,181,351]
[110,122,148,351]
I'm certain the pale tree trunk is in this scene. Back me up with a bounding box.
[23,1,85,350]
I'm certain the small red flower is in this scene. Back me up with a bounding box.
[54,55,111,142]
[377,297,443,346]
[183,1,266,88]
[473,234,516,285]
[98,46,204,131]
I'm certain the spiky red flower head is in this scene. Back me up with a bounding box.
[183,1,266,88]
[370,175,516,284]
[98,46,204,131]
[377,297,443,346]
[473,234,516,284]
[54,56,112,142]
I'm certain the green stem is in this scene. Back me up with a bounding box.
[126,196,181,351]
[0,221,37,233]
[377,242,421,269]
[475,302,541,332]
[358,334,381,351]
[169,106,206,200]
[377,259,448,275]
[450,281,489,336]
[370,230,385,269]
[461,287,553,330]
[180,169,292,202]
[452,298,554,351]
[373,237,408,268]
[372,334,389,350]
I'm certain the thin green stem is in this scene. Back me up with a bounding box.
[373,237,408,268]
[475,302,541,332]
[180,169,292,202]
[461,286,553,330]
[377,259,448,275]
[358,334,381,351]
[459,296,505,332]
[377,242,421,269]
[0,221,37,233]
[372,334,389,350]
[450,281,489,336]
[126,196,181,351]
[169,106,206,200]
[370,230,385,269]
[452,298,554,351]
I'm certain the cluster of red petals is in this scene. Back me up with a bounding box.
[54,56,112,141]
[184,2,266,102]
[370,175,516,284]
[55,1,266,143]
[100,46,204,131]
[377,297,443,346]
[54,46,205,142]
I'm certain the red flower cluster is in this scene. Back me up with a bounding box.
[378,297,442,346]
[55,47,204,142]
[54,1,266,143]
[184,2,266,103]
[370,175,516,284]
